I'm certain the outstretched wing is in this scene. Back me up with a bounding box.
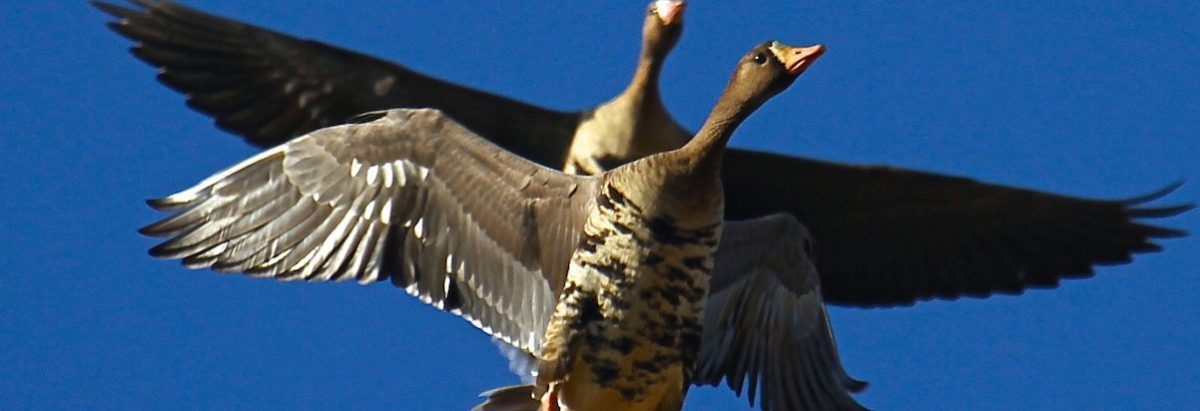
[94,0,578,165]
[722,149,1193,307]
[141,108,595,354]
[695,214,867,411]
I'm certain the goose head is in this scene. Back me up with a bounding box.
[682,40,825,167]
[643,0,685,60]
[724,41,825,114]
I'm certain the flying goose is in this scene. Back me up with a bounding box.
[92,0,689,172]
[140,41,864,410]
[97,0,1192,308]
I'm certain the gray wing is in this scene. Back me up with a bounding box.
[94,0,578,164]
[140,108,595,355]
[695,213,867,411]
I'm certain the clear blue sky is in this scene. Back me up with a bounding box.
[2,1,1196,409]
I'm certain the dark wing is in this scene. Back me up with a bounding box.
[141,109,595,355]
[722,149,1193,308]
[93,0,579,164]
[695,214,867,411]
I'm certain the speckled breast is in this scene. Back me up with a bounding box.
[552,182,721,408]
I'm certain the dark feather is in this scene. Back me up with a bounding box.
[722,149,1191,307]
[93,0,579,161]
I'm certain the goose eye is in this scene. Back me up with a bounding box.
[752,53,767,64]
[647,6,656,15]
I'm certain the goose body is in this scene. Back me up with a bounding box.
[542,176,719,410]
[563,1,690,175]
[565,92,685,176]
[97,0,1191,310]
[141,41,862,410]
[529,41,831,409]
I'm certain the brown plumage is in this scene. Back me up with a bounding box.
[96,0,1192,309]
[141,41,863,410]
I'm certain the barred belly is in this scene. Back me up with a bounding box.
[540,184,721,411]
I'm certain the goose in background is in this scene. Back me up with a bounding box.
[141,41,863,410]
[92,0,690,172]
[96,0,1193,309]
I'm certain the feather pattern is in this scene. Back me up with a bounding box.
[99,0,1191,311]
[142,108,868,409]
[696,213,866,411]
[141,109,596,354]
[93,0,578,164]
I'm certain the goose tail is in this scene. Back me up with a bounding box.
[472,385,540,411]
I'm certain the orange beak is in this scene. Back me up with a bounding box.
[654,0,685,26]
[769,41,826,76]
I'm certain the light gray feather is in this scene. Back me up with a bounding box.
[142,108,596,355]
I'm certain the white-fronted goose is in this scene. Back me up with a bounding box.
[92,0,689,171]
[97,0,1193,309]
[140,41,863,410]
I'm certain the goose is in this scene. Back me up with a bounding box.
[92,0,690,172]
[140,41,864,410]
[96,0,1193,309]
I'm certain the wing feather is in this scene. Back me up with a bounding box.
[695,213,867,411]
[94,0,579,162]
[142,108,596,355]
[722,149,1192,307]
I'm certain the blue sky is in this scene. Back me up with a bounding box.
[2,1,1197,409]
